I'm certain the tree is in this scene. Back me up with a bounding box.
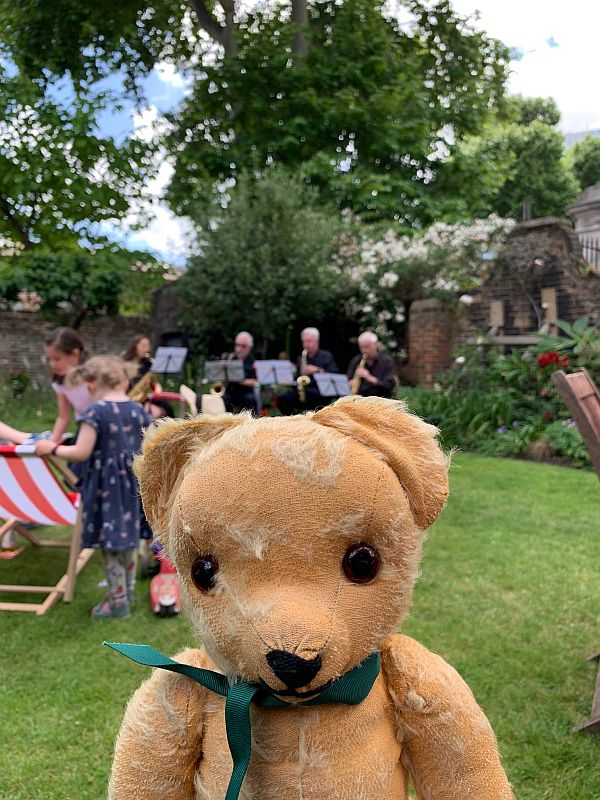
[0,72,155,248]
[438,97,578,221]
[166,0,508,223]
[177,168,347,355]
[0,0,509,225]
[564,134,600,191]
[0,247,134,326]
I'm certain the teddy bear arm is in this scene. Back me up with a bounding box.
[382,635,513,800]
[109,648,208,800]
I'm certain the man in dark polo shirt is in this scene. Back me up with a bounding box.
[277,327,338,415]
[222,331,259,414]
[347,331,396,398]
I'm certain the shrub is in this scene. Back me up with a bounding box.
[399,321,598,468]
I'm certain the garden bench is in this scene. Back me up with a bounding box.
[552,368,600,732]
[0,444,94,615]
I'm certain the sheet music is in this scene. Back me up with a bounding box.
[205,360,245,382]
[254,360,295,385]
[313,372,352,397]
[153,347,188,373]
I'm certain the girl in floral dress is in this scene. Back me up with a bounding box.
[36,355,152,619]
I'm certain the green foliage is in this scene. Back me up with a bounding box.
[0,0,188,92]
[0,0,511,223]
[177,167,348,354]
[441,99,579,221]
[119,260,179,316]
[399,338,592,468]
[0,71,155,247]
[499,94,561,127]
[0,248,127,327]
[564,134,600,191]
[542,419,590,467]
[539,315,600,375]
[166,0,508,223]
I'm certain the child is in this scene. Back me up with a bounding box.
[0,421,31,445]
[36,355,152,619]
[45,328,93,444]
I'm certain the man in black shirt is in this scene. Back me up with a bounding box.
[277,327,338,415]
[347,331,396,398]
[222,331,259,414]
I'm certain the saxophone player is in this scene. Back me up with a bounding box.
[222,331,259,415]
[277,327,338,415]
[347,331,396,398]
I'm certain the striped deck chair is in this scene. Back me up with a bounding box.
[0,444,94,615]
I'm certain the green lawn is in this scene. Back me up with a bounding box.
[1,453,599,799]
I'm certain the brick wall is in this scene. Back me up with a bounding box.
[407,298,454,387]
[458,217,600,345]
[0,312,150,379]
[405,218,600,386]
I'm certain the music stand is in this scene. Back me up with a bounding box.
[205,360,245,383]
[254,360,295,385]
[153,347,188,374]
[314,372,352,397]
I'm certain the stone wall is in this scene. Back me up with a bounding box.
[0,312,151,379]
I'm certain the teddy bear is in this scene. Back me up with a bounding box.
[107,396,513,800]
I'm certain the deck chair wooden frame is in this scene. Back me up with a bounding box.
[179,383,198,415]
[0,445,94,615]
[552,369,600,732]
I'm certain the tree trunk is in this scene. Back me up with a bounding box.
[291,0,309,58]
[187,0,238,57]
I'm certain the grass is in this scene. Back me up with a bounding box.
[1,394,599,798]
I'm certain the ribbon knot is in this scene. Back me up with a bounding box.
[105,641,380,800]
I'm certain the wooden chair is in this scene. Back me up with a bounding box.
[552,369,600,732]
[0,444,94,615]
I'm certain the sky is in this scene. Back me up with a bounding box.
[100,0,600,263]
[450,0,600,134]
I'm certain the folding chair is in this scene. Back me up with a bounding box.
[552,369,600,732]
[179,384,198,415]
[0,444,94,615]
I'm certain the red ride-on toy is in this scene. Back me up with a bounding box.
[149,541,181,617]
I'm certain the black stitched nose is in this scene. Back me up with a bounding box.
[266,650,322,688]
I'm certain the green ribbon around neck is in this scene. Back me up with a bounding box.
[104,641,380,800]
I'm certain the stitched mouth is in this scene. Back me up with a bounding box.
[258,677,333,699]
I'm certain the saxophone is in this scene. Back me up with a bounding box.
[296,349,311,403]
[351,355,367,395]
[127,355,157,404]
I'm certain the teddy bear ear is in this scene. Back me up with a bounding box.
[134,414,248,540]
[313,396,449,528]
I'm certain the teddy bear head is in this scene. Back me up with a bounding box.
[135,397,448,699]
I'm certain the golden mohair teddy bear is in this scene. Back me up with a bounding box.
[108,397,513,800]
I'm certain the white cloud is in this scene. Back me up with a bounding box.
[156,61,186,89]
[449,0,600,132]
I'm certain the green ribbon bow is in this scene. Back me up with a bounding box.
[104,641,380,800]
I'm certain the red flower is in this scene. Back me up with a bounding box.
[537,351,562,369]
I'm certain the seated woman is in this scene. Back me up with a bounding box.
[122,335,173,419]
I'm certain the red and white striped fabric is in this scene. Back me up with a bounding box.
[0,445,79,527]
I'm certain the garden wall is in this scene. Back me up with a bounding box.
[458,217,600,343]
[0,311,151,381]
[407,218,600,387]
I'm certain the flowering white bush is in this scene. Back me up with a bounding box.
[341,214,514,346]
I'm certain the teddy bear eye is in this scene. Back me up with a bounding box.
[342,543,381,584]
[191,555,220,592]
